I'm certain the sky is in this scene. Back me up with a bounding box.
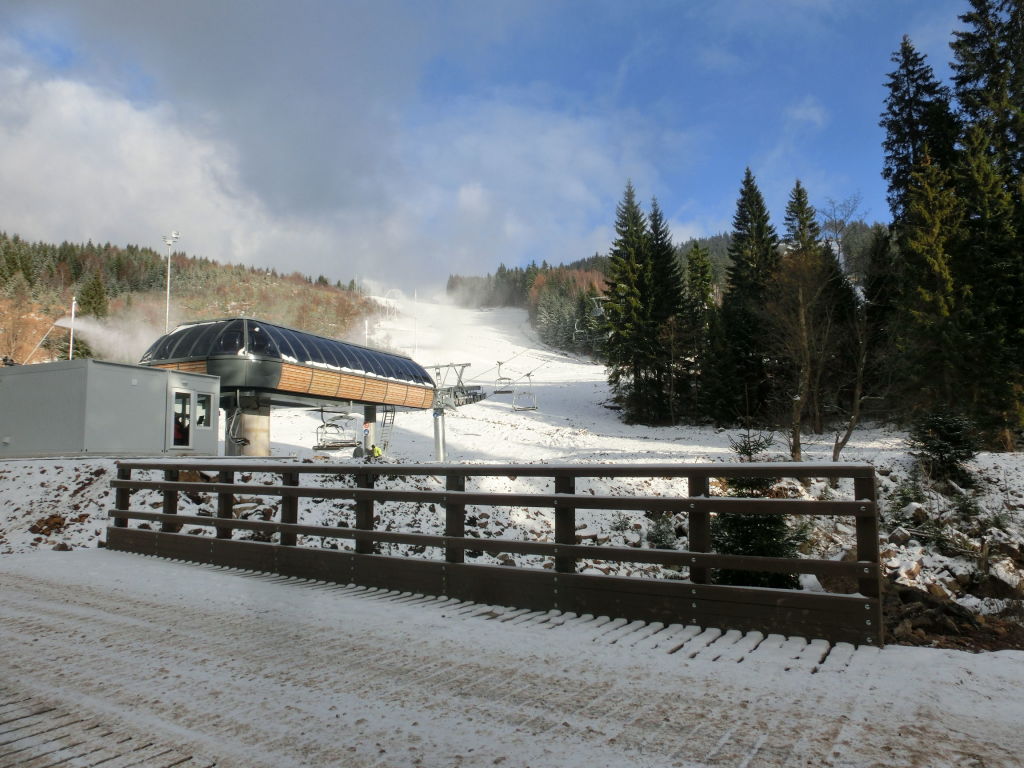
[0,0,967,292]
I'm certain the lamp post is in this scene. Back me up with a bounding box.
[163,231,180,333]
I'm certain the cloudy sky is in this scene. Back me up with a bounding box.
[0,0,965,292]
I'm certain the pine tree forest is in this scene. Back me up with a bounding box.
[447,3,1024,451]
[0,234,379,363]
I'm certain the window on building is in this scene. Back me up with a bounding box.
[173,391,191,447]
[196,394,212,429]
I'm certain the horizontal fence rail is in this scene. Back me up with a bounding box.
[106,460,882,646]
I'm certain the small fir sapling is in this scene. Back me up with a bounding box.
[711,429,805,589]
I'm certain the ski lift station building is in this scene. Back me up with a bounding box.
[139,318,436,455]
[0,358,220,458]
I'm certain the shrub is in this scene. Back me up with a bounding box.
[646,513,677,549]
[609,511,632,533]
[908,411,980,486]
[888,466,926,521]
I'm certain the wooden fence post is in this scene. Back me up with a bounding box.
[355,472,375,554]
[280,471,299,546]
[114,465,131,528]
[688,472,710,584]
[216,470,234,539]
[445,472,466,564]
[855,474,883,644]
[162,469,179,533]
[554,474,576,573]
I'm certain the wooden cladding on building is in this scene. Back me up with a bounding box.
[155,360,434,409]
[278,363,433,408]
[155,361,208,374]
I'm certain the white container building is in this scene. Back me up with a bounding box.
[0,359,220,458]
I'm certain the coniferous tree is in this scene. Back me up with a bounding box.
[711,430,803,590]
[604,182,660,422]
[898,156,965,412]
[880,36,958,225]
[676,243,715,419]
[952,125,1022,438]
[775,183,858,443]
[647,197,684,419]
[647,198,684,325]
[950,0,1024,181]
[716,168,779,423]
[78,271,109,318]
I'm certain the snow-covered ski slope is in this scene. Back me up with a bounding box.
[275,299,910,467]
[2,296,1024,766]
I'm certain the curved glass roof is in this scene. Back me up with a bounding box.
[140,318,434,386]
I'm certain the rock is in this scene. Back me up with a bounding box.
[888,527,912,546]
[909,504,929,524]
[990,559,1022,592]
[993,541,1023,565]
[52,542,71,551]
[926,581,950,599]
[900,559,923,580]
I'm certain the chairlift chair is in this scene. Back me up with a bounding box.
[494,360,514,394]
[313,408,358,450]
[512,372,538,411]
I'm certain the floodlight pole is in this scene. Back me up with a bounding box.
[68,296,77,360]
[163,231,181,333]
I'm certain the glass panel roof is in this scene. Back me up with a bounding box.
[140,318,433,386]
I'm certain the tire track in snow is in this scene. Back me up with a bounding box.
[3,551,1023,768]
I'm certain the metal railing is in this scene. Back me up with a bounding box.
[107,460,882,645]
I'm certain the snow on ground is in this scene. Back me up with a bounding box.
[3,298,1022,598]
[2,296,1024,766]
[3,549,1023,768]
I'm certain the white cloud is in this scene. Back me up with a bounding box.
[0,44,674,291]
[785,96,828,130]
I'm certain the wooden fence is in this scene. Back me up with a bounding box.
[106,460,882,646]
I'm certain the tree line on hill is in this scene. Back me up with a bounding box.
[0,233,376,361]
[448,1,1023,452]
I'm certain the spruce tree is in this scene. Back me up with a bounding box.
[767,181,859,451]
[711,430,803,590]
[604,182,660,422]
[898,156,965,412]
[880,36,958,224]
[952,125,1021,437]
[717,168,779,423]
[676,243,715,419]
[78,271,109,318]
[647,198,684,325]
[647,197,684,420]
[950,0,1023,180]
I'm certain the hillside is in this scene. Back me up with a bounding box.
[0,231,379,364]
[1,297,1022,651]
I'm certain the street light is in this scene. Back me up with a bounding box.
[162,230,180,333]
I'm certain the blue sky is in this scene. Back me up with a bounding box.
[0,0,965,291]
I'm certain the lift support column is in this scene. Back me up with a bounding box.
[225,399,271,456]
[363,405,377,453]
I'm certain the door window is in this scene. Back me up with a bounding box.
[196,394,213,429]
[173,391,191,446]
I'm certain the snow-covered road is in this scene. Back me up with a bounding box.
[2,550,1022,768]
